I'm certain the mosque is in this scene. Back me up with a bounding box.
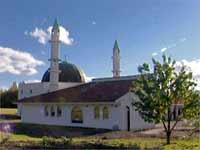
[17,20,154,130]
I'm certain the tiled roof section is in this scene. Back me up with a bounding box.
[19,79,134,103]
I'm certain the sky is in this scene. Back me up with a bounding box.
[0,0,200,89]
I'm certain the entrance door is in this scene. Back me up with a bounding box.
[126,106,130,131]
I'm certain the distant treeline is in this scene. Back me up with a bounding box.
[0,89,18,108]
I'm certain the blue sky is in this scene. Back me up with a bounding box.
[0,0,200,89]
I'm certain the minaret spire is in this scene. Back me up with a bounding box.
[112,40,120,78]
[52,18,59,32]
[49,19,61,91]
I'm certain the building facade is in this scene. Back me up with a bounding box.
[18,20,155,130]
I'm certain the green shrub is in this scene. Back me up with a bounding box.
[128,143,141,149]
[42,136,57,147]
[0,136,10,145]
[60,136,72,145]
[119,143,126,149]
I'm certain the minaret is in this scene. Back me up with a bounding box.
[49,19,61,91]
[112,40,120,78]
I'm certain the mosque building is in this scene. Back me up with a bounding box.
[17,20,154,130]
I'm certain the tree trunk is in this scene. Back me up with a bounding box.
[166,107,172,144]
[166,131,171,144]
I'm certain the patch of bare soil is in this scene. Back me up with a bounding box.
[92,124,200,139]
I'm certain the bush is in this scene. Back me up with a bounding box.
[60,136,72,145]
[0,136,10,145]
[119,143,126,149]
[42,136,57,147]
[128,143,141,149]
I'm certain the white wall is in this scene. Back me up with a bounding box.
[18,82,82,99]
[20,92,155,131]
[116,92,155,130]
[17,82,82,116]
[20,103,122,130]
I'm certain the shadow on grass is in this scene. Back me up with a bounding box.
[3,140,143,150]
[0,114,20,120]
[1,121,111,138]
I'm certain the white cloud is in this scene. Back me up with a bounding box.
[47,26,73,45]
[24,79,41,83]
[26,26,73,45]
[0,86,8,90]
[152,52,158,56]
[175,59,200,90]
[160,47,167,52]
[92,21,96,25]
[0,46,44,75]
[29,27,49,45]
[157,37,187,54]
[179,37,187,42]
[24,30,28,35]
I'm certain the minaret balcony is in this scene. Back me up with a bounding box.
[48,58,61,62]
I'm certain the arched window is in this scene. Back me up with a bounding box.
[50,106,55,117]
[103,106,109,119]
[44,105,49,117]
[94,106,100,119]
[71,106,83,123]
[57,105,62,117]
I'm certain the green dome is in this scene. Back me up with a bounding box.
[42,61,85,83]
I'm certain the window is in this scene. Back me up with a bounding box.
[57,106,62,117]
[44,105,49,117]
[21,90,23,95]
[50,106,55,117]
[71,106,83,123]
[30,89,32,94]
[94,106,100,119]
[103,106,109,119]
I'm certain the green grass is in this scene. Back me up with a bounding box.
[0,108,17,115]
[0,131,41,144]
[77,138,199,149]
[165,138,200,150]
[1,108,199,149]
[1,131,199,149]
[8,133,41,141]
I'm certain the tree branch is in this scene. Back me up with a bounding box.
[162,119,167,132]
[188,126,199,136]
[170,117,181,133]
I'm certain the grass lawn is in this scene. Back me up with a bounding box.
[1,108,199,149]
[0,108,19,122]
[0,131,41,142]
[1,131,199,150]
[0,108,17,115]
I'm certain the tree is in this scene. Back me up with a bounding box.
[184,91,200,136]
[131,55,200,144]
[0,88,18,108]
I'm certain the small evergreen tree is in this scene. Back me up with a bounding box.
[131,55,200,144]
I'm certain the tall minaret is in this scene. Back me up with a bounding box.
[112,40,120,78]
[49,19,61,91]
